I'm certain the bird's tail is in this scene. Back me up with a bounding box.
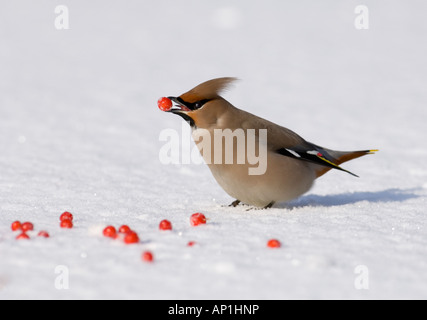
[315,149,378,178]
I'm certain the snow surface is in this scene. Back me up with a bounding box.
[1,0,427,299]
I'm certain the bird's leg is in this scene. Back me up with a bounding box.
[229,199,241,207]
[263,202,275,209]
[245,202,275,211]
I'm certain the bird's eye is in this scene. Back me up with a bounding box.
[193,99,210,110]
[176,97,210,110]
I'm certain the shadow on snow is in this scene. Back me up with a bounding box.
[281,188,421,209]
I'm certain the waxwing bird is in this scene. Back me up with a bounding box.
[165,77,377,208]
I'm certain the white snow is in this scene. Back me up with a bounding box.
[1,0,426,299]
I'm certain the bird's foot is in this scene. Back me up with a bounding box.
[221,199,241,208]
[263,202,275,209]
[229,199,241,207]
[225,200,274,210]
[245,202,275,211]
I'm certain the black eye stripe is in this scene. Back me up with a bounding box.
[177,97,211,110]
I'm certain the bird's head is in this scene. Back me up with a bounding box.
[167,77,237,128]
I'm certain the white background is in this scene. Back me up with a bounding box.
[0,0,426,299]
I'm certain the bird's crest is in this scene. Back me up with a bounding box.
[179,77,238,103]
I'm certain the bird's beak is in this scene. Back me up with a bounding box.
[167,96,192,114]
[167,96,196,126]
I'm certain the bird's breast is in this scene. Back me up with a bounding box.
[191,126,316,206]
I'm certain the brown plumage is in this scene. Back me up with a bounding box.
[179,77,238,103]
[315,150,377,178]
[166,77,377,208]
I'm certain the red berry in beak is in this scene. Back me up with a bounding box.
[157,97,173,112]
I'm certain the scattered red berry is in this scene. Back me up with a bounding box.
[60,211,73,221]
[124,231,139,244]
[37,231,50,238]
[159,219,172,231]
[187,241,196,247]
[11,221,22,231]
[142,251,154,262]
[21,222,34,232]
[118,225,131,234]
[157,97,173,112]
[16,232,30,240]
[60,219,73,229]
[103,226,117,238]
[267,239,281,248]
[190,213,207,226]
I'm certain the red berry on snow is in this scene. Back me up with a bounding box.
[267,239,281,248]
[159,219,172,231]
[142,251,154,262]
[21,222,34,232]
[60,219,73,229]
[187,241,196,247]
[11,221,22,231]
[118,225,131,234]
[16,232,30,240]
[124,231,139,244]
[157,97,173,112]
[60,211,73,221]
[37,231,50,238]
[190,213,206,226]
[103,225,117,238]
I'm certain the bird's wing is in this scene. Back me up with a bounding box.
[238,109,374,177]
[241,115,357,176]
[275,142,360,177]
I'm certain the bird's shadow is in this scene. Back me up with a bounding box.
[277,188,421,209]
